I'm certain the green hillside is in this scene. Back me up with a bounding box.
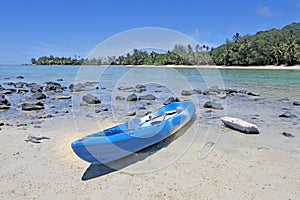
[210,22,300,66]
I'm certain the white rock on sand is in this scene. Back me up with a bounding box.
[221,117,259,134]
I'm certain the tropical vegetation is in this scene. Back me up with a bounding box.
[31,22,300,66]
[210,22,300,66]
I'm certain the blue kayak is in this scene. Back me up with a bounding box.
[71,101,196,164]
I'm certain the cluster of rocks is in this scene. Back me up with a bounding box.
[180,86,260,98]
[118,84,147,93]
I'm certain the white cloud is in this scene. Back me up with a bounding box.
[258,6,275,17]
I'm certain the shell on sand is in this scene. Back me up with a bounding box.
[221,117,259,134]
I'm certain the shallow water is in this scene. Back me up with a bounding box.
[0,65,300,155]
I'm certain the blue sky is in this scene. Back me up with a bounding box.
[0,0,299,64]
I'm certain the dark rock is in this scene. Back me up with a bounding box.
[95,108,109,113]
[4,82,15,86]
[282,132,295,138]
[21,102,45,111]
[31,121,42,125]
[33,125,42,128]
[17,123,27,127]
[115,96,125,100]
[1,89,16,95]
[279,97,290,102]
[293,101,300,106]
[82,94,101,104]
[209,86,221,94]
[138,106,147,110]
[56,78,63,82]
[203,90,219,96]
[0,95,11,109]
[239,89,247,94]
[126,111,136,116]
[279,111,297,119]
[181,90,193,96]
[32,92,46,100]
[135,85,147,93]
[118,86,134,91]
[69,83,95,92]
[14,82,26,89]
[135,87,147,93]
[136,84,146,89]
[45,82,63,93]
[28,83,43,93]
[16,75,24,79]
[53,95,72,101]
[127,93,138,101]
[155,90,162,93]
[163,97,180,105]
[193,89,202,94]
[138,94,156,101]
[18,89,29,95]
[38,114,53,119]
[25,134,50,143]
[225,88,238,94]
[204,101,224,110]
[0,122,4,126]
[247,91,260,96]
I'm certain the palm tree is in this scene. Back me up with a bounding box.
[233,32,241,43]
[283,34,297,65]
[272,42,282,65]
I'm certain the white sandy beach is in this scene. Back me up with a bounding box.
[0,111,299,199]
[128,64,300,70]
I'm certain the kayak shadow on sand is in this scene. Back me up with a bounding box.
[81,117,195,181]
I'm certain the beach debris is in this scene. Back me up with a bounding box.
[221,117,259,134]
[279,111,297,119]
[21,102,45,111]
[282,132,295,138]
[0,95,11,110]
[204,101,224,110]
[181,90,193,96]
[163,96,180,105]
[82,94,101,104]
[138,94,156,101]
[293,101,300,106]
[127,93,138,101]
[25,134,50,143]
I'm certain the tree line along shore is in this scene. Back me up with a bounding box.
[31,22,300,66]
